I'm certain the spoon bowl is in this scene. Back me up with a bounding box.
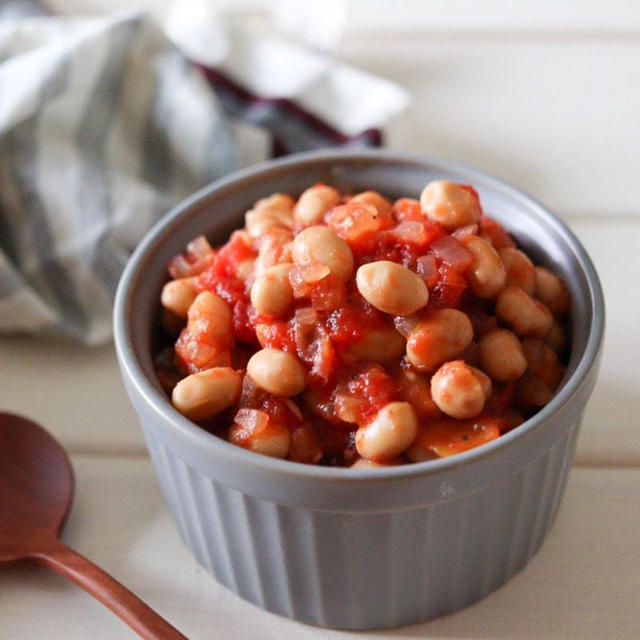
[0,413,73,562]
[0,412,186,639]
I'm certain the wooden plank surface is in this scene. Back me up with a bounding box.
[0,457,638,639]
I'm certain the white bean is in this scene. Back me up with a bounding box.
[161,277,197,318]
[535,267,570,315]
[355,402,418,461]
[420,180,482,229]
[406,309,474,371]
[496,286,553,338]
[464,235,506,298]
[294,184,341,226]
[479,329,527,382]
[228,409,291,459]
[291,225,354,280]
[247,348,307,396]
[499,247,535,295]
[171,367,241,421]
[356,261,429,316]
[430,360,491,419]
[250,263,294,317]
[341,327,406,364]
[187,291,233,344]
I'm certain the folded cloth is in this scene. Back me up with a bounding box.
[0,1,408,344]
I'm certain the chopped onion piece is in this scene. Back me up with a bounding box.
[430,235,473,271]
[451,224,478,241]
[234,408,269,433]
[393,314,421,338]
[416,254,438,286]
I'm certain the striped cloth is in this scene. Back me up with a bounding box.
[0,2,408,344]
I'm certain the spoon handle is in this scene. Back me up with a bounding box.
[34,541,187,640]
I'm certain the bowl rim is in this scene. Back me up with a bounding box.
[114,148,605,482]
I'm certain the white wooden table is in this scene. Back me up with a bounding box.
[2,2,640,638]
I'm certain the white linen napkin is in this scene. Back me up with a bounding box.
[0,0,409,344]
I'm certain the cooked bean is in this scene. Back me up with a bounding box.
[420,180,482,229]
[250,263,294,317]
[535,266,570,314]
[430,360,491,419]
[171,367,241,421]
[246,348,307,396]
[522,337,564,391]
[187,291,233,344]
[406,309,474,371]
[479,329,527,382]
[349,190,392,215]
[288,425,323,464]
[499,247,536,295]
[294,184,341,226]
[496,286,553,338]
[355,402,418,461]
[341,327,406,363]
[356,261,429,315]
[291,225,354,280]
[463,235,506,298]
[161,277,197,318]
[245,193,295,237]
[228,409,291,459]
[515,374,553,411]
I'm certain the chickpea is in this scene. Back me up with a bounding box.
[291,225,354,281]
[355,402,418,461]
[187,291,233,345]
[535,266,570,315]
[250,263,294,317]
[294,184,341,226]
[228,409,291,459]
[171,367,241,421]
[356,261,429,316]
[341,327,406,364]
[245,193,295,238]
[496,286,553,338]
[349,190,392,215]
[406,309,474,371]
[161,277,197,318]
[479,329,527,382]
[430,361,491,419]
[420,180,482,229]
[246,348,307,396]
[499,247,536,295]
[463,235,506,298]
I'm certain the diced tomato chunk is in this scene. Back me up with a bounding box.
[479,216,515,249]
[430,262,468,308]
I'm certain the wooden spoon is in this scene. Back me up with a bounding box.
[0,412,187,639]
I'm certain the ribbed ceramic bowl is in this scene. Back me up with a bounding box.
[114,150,604,630]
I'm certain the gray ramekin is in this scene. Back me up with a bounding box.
[114,150,604,630]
